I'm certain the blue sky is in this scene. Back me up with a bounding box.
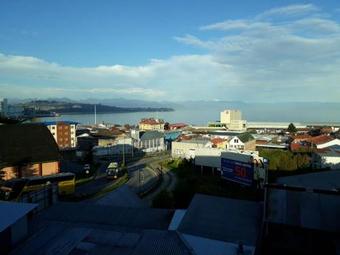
[0,0,340,101]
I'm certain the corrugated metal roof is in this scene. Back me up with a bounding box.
[140,131,164,141]
[178,194,262,245]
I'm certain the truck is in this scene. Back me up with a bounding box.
[220,151,267,187]
[106,162,119,180]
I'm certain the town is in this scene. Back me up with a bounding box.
[1,103,340,254]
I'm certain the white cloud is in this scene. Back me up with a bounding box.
[256,4,319,19]
[200,19,251,31]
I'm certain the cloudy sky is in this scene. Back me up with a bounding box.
[0,0,340,102]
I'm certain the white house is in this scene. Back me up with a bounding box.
[313,145,340,170]
[316,138,340,149]
[172,139,212,159]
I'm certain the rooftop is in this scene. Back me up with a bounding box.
[177,194,262,246]
[0,124,60,167]
[139,118,165,125]
[0,201,37,232]
[140,130,164,141]
[40,121,78,126]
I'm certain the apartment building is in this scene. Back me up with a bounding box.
[220,109,247,131]
[43,121,77,149]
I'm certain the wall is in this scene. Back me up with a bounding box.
[172,141,208,159]
[1,161,59,180]
[244,140,256,151]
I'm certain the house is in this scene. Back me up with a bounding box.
[238,132,256,151]
[139,118,165,131]
[42,121,77,149]
[171,138,212,159]
[312,145,340,169]
[0,124,60,180]
[131,130,165,153]
[211,137,229,149]
[169,123,188,130]
[226,133,256,151]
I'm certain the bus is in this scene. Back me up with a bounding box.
[0,172,76,201]
[106,162,122,180]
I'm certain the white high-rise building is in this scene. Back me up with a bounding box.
[220,109,247,131]
[0,98,9,117]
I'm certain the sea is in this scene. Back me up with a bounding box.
[32,106,340,127]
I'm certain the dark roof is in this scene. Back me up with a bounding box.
[40,121,78,125]
[140,131,164,141]
[238,132,255,143]
[0,201,37,232]
[0,124,59,167]
[278,170,340,190]
[178,194,262,245]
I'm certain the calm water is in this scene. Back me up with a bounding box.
[33,107,340,126]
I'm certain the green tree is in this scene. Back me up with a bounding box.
[287,123,297,133]
[152,189,174,208]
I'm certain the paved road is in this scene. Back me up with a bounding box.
[74,154,170,198]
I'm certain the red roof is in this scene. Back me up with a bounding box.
[292,134,312,141]
[309,135,334,145]
[211,137,227,145]
[169,123,187,128]
[256,140,269,145]
[139,118,164,125]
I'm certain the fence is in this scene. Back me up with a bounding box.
[18,184,58,213]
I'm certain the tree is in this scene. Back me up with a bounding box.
[287,123,297,133]
[152,189,174,208]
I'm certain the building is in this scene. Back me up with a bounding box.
[171,138,212,159]
[0,201,37,254]
[313,145,340,169]
[169,123,188,130]
[139,118,165,131]
[131,130,165,153]
[0,98,9,117]
[0,124,60,180]
[220,109,247,131]
[176,194,262,254]
[213,133,255,151]
[42,121,77,149]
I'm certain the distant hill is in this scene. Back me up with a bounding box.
[19,101,174,114]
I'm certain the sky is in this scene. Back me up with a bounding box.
[0,0,340,102]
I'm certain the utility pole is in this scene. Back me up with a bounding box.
[122,135,125,166]
[94,104,97,125]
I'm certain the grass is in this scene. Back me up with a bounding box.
[75,176,94,186]
[91,173,128,200]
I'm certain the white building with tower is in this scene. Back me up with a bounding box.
[220,109,247,131]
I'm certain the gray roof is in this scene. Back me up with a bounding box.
[267,188,340,232]
[177,194,262,245]
[277,170,340,190]
[39,202,173,230]
[11,202,192,255]
[140,131,164,141]
[0,201,37,232]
